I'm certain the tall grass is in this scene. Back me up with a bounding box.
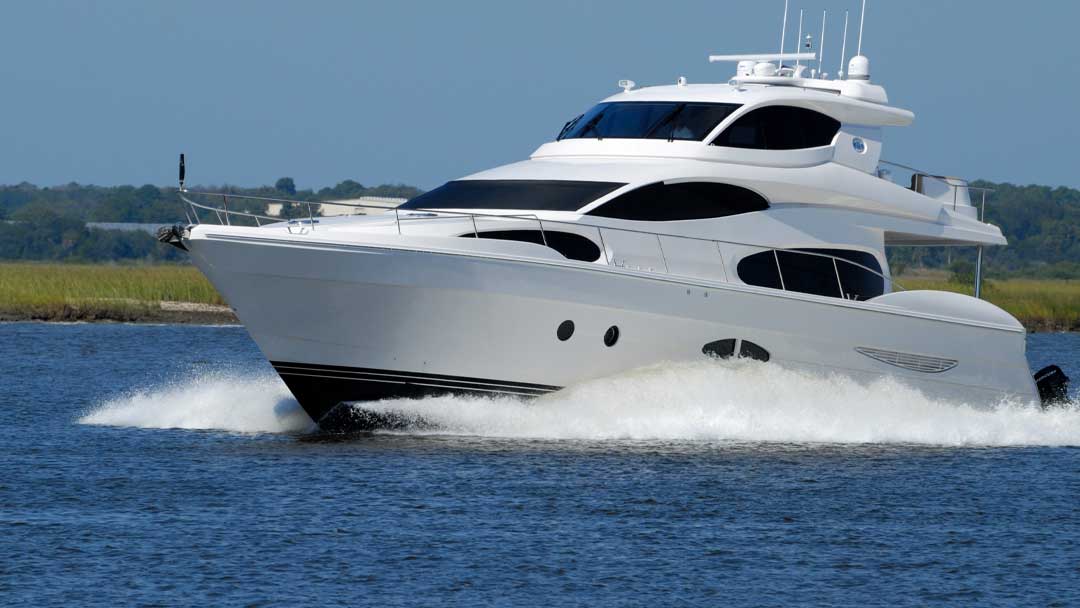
[0,263,223,321]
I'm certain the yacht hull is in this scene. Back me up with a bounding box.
[186,227,1038,427]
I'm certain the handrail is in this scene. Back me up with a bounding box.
[878,160,993,213]
[177,189,904,295]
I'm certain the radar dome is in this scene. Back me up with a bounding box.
[848,55,870,80]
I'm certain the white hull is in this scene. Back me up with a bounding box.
[186,226,1037,426]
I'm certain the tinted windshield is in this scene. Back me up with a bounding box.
[400,180,625,212]
[558,102,740,141]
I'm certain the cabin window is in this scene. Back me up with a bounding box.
[586,182,769,221]
[402,180,625,212]
[711,106,841,150]
[737,249,884,300]
[461,230,601,262]
[558,102,741,141]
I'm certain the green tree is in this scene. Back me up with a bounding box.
[275,177,297,195]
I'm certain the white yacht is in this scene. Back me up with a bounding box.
[164,16,1069,429]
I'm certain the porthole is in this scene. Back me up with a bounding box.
[557,320,575,341]
[604,326,620,347]
[852,138,866,154]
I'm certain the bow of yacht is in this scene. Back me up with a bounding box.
[165,25,1070,429]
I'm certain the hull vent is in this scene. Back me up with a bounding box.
[855,347,957,373]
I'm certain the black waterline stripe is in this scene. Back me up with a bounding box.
[270,361,562,392]
[275,371,551,397]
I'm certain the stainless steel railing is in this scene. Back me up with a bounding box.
[878,160,992,218]
[177,189,904,296]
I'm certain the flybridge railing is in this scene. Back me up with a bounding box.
[878,160,993,218]
[177,189,904,297]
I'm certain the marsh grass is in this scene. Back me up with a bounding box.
[0,263,224,321]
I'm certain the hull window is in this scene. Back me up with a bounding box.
[739,340,770,362]
[702,338,769,362]
[604,326,620,347]
[711,106,841,150]
[402,180,624,212]
[737,249,884,300]
[557,320,575,341]
[586,181,769,221]
[558,102,741,141]
[462,230,602,262]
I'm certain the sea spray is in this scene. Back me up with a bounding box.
[80,370,312,433]
[81,359,1080,446]
[354,359,1080,446]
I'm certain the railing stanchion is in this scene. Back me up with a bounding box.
[537,217,548,246]
[307,203,315,231]
[395,208,401,235]
[773,250,787,291]
[222,195,231,225]
[597,227,610,265]
[656,234,669,274]
[471,214,478,238]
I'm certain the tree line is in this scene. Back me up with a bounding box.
[0,179,422,263]
[0,178,1076,277]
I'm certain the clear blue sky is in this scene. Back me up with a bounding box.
[2,0,1077,190]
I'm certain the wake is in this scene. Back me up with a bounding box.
[80,360,1080,446]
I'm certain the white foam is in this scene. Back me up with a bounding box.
[80,371,312,433]
[79,360,1079,446]
[356,360,1080,446]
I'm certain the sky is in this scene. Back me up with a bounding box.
[2,0,1078,191]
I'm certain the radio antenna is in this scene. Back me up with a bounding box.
[778,0,790,67]
[838,10,849,78]
[857,0,867,56]
[795,9,804,69]
[817,11,827,76]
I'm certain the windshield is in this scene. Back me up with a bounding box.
[558,102,740,141]
[400,180,626,212]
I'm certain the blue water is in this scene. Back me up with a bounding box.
[2,323,1079,606]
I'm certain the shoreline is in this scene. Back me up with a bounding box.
[0,301,238,325]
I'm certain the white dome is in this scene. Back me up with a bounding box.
[848,55,870,80]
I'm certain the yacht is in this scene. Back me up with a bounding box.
[163,16,1069,429]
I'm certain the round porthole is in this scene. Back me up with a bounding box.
[603,325,620,347]
[852,137,866,154]
[557,320,575,341]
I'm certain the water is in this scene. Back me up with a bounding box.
[2,323,1079,606]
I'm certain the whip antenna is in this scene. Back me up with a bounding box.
[838,11,849,78]
[795,9,804,69]
[857,0,867,56]
[179,154,186,191]
[817,10,827,75]
[778,0,789,67]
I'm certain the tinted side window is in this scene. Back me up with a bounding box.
[461,230,601,262]
[736,250,783,290]
[402,180,625,212]
[711,106,841,150]
[559,102,741,141]
[821,249,885,300]
[737,249,884,300]
[587,182,769,221]
[775,250,841,298]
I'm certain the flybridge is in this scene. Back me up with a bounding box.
[706,0,889,104]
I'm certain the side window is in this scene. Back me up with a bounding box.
[711,106,840,150]
[587,182,769,221]
[737,249,884,300]
[462,230,601,262]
